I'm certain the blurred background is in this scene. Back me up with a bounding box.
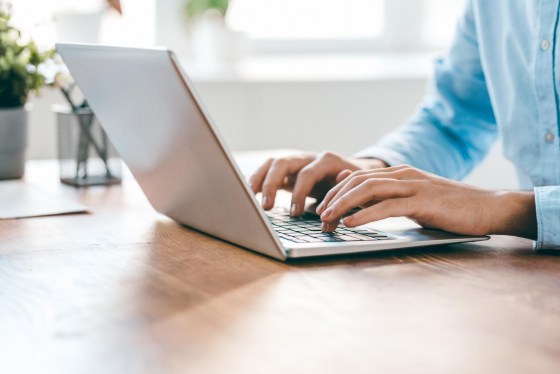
[13,0,517,188]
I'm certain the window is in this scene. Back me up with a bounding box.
[8,0,155,50]
[227,0,467,53]
[9,0,468,55]
[422,0,468,47]
[228,0,384,40]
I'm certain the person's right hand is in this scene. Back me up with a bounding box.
[248,151,387,217]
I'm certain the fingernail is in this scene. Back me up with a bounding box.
[262,196,269,208]
[248,182,254,191]
[344,215,354,225]
[321,208,333,220]
[290,203,298,216]
[321,222,328,232]
[316,202,325,214]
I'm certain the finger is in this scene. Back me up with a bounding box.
[320,166,424,213]
[290,159,338,216]
[248,158,274,194]
[261,157,310,210]
[329,170,419,209]
[321,179,417,225]
[316,170,371,215]
[324,172,379,211]
[316,165,414,215]
[336,169,352,184]
[342,198,419,227]
[321,221,340,233]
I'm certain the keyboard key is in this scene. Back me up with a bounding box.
[345,233,377,241]
[338,235,364,241]
[362,233,387,237]
[313,233,346,238]
[323,237,345,242]
[280,236,306,243]
[302,237,326,243]
[267,209,395,244]
[278,237,295,242]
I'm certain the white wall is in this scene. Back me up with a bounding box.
[27,76,518,189]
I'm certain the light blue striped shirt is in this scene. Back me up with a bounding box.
[357,0,560,249]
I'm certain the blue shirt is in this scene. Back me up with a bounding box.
[356,0,560,249]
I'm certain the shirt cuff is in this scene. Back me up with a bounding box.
[534,186,560,250]
[353,146,413,168]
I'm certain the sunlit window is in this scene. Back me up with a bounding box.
[8,0,154,49]
[422,0,467,47]
[227,0,385,40]
[9,0,468,53]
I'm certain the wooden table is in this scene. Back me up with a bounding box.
[1,153,560,374]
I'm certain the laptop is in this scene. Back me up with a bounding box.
[56,43,489,261]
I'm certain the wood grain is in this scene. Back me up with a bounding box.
[1,154,559,374]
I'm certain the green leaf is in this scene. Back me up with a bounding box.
[0,6,57,108]
[186,0,229,20]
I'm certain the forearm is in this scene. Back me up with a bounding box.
[355,114,496,180]
[490,191,538,240]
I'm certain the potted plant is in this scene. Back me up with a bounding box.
[0,4,55,179]
[186,0,246,66]
[186,0,228,19]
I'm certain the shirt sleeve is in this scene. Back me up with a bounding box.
[355,0,498,181]
[534,186,560,250]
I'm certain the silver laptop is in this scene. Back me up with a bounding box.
[56,43,489,261]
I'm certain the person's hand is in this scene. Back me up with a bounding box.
[317,165,538,240]
[249,151,387,216]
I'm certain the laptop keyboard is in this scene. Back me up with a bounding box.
[265,209,397,244]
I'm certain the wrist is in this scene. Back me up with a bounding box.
[490,190,537,239]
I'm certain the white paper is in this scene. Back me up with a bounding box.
[0,181,89,219]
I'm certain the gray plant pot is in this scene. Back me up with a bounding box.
[0,105,29,180]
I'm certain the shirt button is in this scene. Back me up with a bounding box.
[545,132,555,143]
[541,39,551,51]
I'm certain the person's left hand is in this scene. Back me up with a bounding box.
[316,165,538,240]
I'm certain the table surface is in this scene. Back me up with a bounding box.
[1,152,560,374]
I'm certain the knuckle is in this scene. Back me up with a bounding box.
[408,166,422,174]
[300,152,317,161]
[263,158,277,169]
[319,150,339,161]
[334,196,346,209]
[349,170,362,179]
[401,167,420,177]
[298,167,312,177]
[271,158,287,168]
[365,178,379,187]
